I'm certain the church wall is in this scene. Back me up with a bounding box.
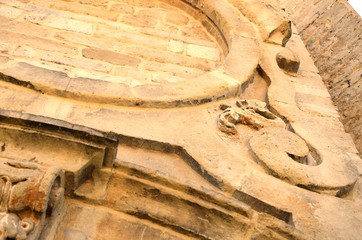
[282,0,362,157]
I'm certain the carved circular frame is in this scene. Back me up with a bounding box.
[0,0,259,107]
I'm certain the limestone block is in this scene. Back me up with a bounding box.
[49,1,119,21]
[186,44,220,61]
[46,17,94,34]
[125,46,215,71]
[82,47,140,67]
[0,30,78,55]
[168,40,184,53]
[39,51,113,73]
[121,14,157,28]
[12,45,37,58]
[0,42,10,53]
[0,4,23,19]
[165,12,189,25]
[0,16,50,38]
[110,3,134,14]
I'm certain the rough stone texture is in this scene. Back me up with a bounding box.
[0,0,222,86]
[281,0,362,157]
[0,0,258,107]
[0,0,361,239]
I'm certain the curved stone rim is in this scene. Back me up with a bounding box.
[0,0,259,108]
[249,127,358,195]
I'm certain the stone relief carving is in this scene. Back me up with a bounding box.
[0,176,34,240]
[215,38,358,197]
[0,0,360,238]
[0,159,64,240]
[231,41,359,196]
[249,127,357,196]
[218,99,285,134]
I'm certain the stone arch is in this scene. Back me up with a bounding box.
[0,0,262,107]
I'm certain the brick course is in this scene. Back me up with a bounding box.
[0,0,222,84]
[82,48,140,67]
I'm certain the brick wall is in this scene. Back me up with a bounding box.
[281,0,362,156]
[0,0,222,85]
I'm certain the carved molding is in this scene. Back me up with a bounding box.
[0,159,64,240]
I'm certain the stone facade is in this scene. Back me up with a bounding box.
[281,0,362,157]
[0,0,361,239]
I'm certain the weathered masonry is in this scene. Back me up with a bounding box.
[281,0,362,159]
[0,0,361,239]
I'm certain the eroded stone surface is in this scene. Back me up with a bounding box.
[250,127,357,194]
[0,0,259,107]
[0,160,64,240]
[0,0,361,239]
[218,99,285,134]
[281,0,362,158]
[276,47,300,76]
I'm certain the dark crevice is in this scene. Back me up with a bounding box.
[125,211,212,240]
[232,190,293,225]
[287,152,308,165]
[0,72,43,94]
[255,108,277,120]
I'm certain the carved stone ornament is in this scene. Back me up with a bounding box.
[218,99,285,134]
[249,127,358,195]
[0,0,360,239]
[0,159,64,240]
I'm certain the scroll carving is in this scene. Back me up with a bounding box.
[253,43,359,196]
[249,127,357,196]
